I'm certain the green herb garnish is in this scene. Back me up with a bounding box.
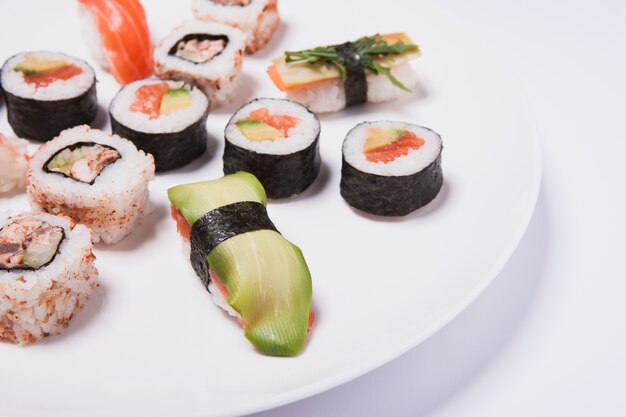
[284,35,420,92]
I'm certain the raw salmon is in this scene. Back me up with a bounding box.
[78,0,153,84]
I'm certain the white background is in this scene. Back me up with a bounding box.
[250,0,626,416]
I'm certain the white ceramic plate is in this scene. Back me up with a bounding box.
[0,1,541,416]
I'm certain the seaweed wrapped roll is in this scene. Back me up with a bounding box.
[1,51,98,141]
[168,172,314,356]
[110,79,209,172]
[223,98,321,199]
[0,212,98,345]
[340,121,443,216]
[267,33,420,113]
[26,125,155,244]
[154,21,245,109]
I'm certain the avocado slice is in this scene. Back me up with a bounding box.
[14,56,68,76]
[168,172,313,356]
[363,127,404,152]
[160,87,192,116]
[236,119,284,142]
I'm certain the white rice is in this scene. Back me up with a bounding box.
[0,212,98,345]
[1,51,95,101]
[77,5,110,72]
[153,20,246,109]
[343,121,442,176]
[225,98,319,155]
[109,79,209,134]
[192,0,279,53]
[286,62,418,114]
[26,125,155,244]
[0,134,29,193]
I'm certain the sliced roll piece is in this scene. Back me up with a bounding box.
[223,98,321,199]
[267,33,420,113]
[110,79,209,172]
[153,21,245,109]
[1,51,98,141]
[192,0,280,53]
[340,121,443,216]
[0,212,98,345]
[168,172,314,356]
[0,133,29,194]
[26,125,155,244]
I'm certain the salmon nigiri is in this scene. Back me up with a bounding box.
[78,0,153,84]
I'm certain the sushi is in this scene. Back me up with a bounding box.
[78,0,153,85]
[1,51,98,141]
[223,98,321,199]
[192,0,280,54]
[340,121,443,216]
[0,133,29,194]
[26,125,155,244]
[267,33,420,113]
[0,212,98,345]
[168,172,313,356]
[153,20,246,109]
[110,79,209,172]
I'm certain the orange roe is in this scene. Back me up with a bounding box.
[365,131,425,163]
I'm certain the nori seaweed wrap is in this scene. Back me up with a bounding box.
[340,121,443,216]
[1,51,98,142]
[167,172,314,356]
[223,98,321,199]
[109,79,209,172]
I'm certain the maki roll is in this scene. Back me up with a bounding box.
[153,21,245,109]
[223,98,321,199]
[1,51,98,141]
[110,79,209,172]
[168,172,313,356]
[267,33,420,113]
[78,0,153,85]
[192,0,280,54]
[0,212,98,345]
[340,121,443,216]
[26,125,155,244]
[0,133,29,194]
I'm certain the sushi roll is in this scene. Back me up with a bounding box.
[26,125,155,244]
[223,98,321,199]
[110,79,209,172]
[340,121,443,216]
[1,51,98,141]
[78,0,153,85]
[153,21,246,109]
[0,133,29,194]
[0,212,98,345]
[267,33,420,113]
[168,172,313,356]
[192,0,280,54]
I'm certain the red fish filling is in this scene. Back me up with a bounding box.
[248,108,300,136]
[23,65,83,88]
[365,130,425,163]
[130,83,170,119]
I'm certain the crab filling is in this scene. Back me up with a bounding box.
[170,34,229,64]
[45,142,121,184]
[0,219,64,270]
[211,0,251,6]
